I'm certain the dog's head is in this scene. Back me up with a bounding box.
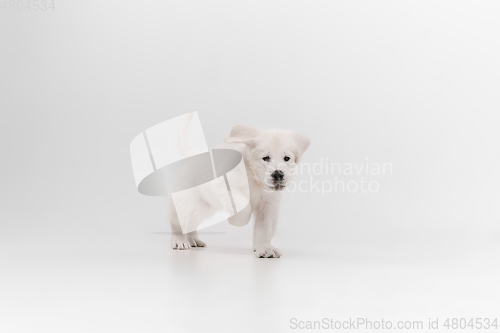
[224,124,310,191]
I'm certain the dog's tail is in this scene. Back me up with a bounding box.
[177,112,199,158]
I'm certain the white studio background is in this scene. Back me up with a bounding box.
[1,1,499,333]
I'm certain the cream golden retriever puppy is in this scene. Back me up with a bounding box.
[169,124,310,258]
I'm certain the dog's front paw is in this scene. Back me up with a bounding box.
[171,234,191,250]
[253,245,282,258]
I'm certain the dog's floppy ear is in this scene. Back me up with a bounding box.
[292,131,310,164]
[224,124,260,148]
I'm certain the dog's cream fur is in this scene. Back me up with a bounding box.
[169,124,310,258]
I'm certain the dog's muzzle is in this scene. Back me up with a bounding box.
[271,170,285,190]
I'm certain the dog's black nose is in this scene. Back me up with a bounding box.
[271,170,284,182]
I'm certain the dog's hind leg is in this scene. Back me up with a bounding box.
[168,196,192,250]
[184,199,214,247]
[172,197,212,249]
[228,202,252,226]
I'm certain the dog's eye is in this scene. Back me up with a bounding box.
[284,156,290,162]
[263,156,270,162]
